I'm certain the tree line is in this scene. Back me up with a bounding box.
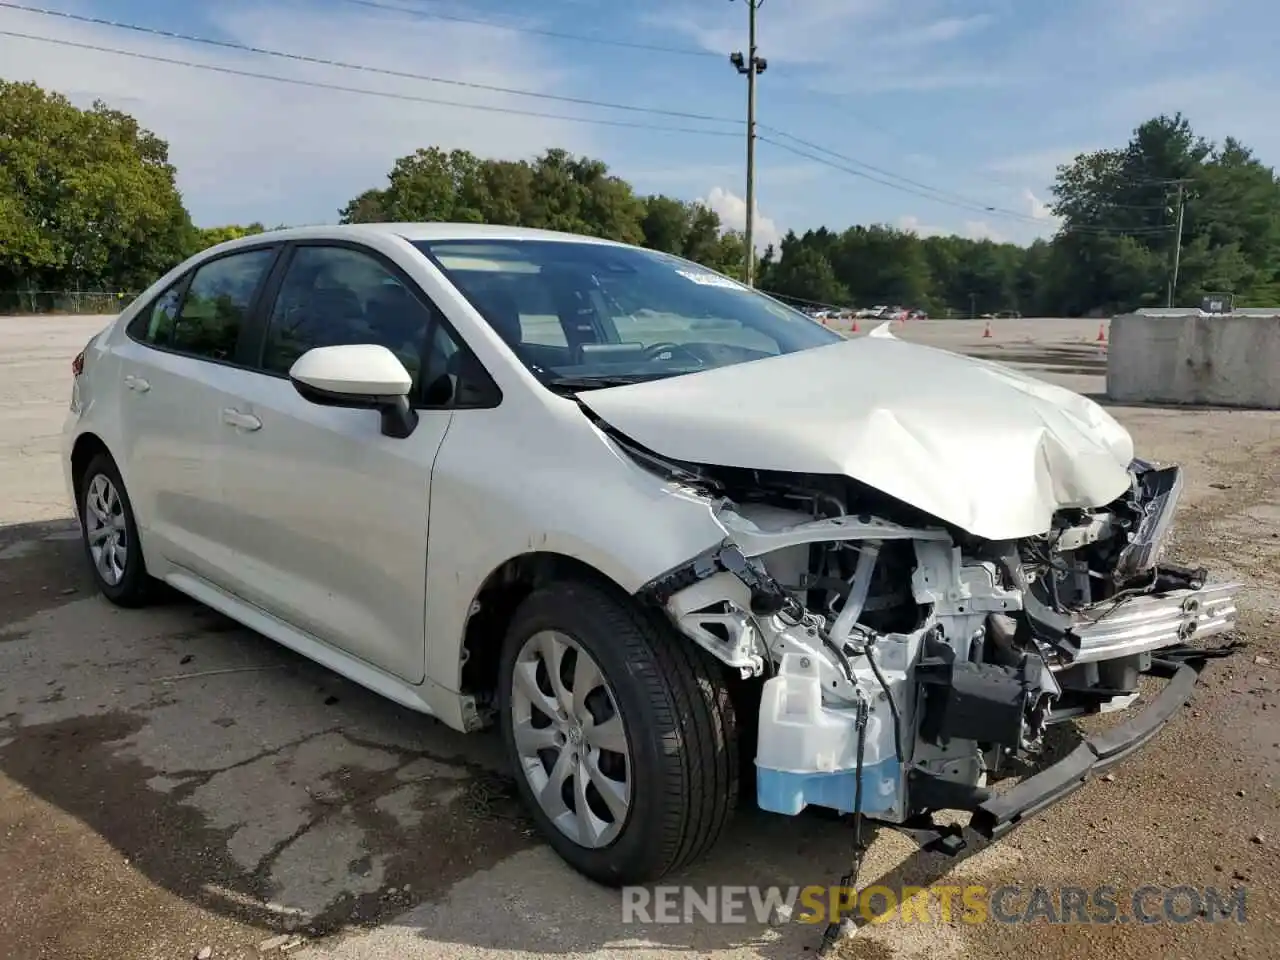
[3,80,1278,316]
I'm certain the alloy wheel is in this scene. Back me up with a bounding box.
[84,473,128,586]
[509,629,632,848]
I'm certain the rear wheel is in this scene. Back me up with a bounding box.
[498,579,739,886]
[78,453,153,607]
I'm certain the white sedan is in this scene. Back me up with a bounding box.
[64,223,1238,886]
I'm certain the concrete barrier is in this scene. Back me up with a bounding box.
[1107,308,1280,409]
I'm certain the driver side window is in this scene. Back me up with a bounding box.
[261,245,435,386]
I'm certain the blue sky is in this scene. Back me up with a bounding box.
[2,0,1277,247]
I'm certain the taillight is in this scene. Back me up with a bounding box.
[72,351,85,377]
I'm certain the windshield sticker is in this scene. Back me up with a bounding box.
[675,269,746,290]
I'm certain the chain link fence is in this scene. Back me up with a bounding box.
[0,290,136,316]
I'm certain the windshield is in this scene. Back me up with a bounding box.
[413,238,843,389]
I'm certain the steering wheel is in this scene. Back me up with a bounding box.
[643,341,704,364]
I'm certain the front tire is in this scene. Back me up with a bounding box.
[77,453,153,607]
[498,579,739,886]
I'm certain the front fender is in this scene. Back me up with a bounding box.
[422,402,728,692]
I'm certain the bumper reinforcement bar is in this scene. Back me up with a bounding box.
[969,642,1240,840]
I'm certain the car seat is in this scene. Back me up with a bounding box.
[473,287,524,346]
[365,283,426,346]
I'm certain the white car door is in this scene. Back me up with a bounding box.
[113,245,281,584]
[209,242,498,684]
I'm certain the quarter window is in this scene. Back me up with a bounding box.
[170,249,276,362]
[261,246,436,387]
[419,318,502,408]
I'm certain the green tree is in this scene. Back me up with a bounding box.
[189,222,267,255]
[0,80,194,292]
[1047,113,1280,311]
[329,113,1279,316]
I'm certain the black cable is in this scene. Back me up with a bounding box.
[0,3,742,124]
[760,125,1040,223]
[0,30,743,137]
[818,696,869,955]
[336,0,723,59]
[757,135,1182,237]
[863,637,904,765]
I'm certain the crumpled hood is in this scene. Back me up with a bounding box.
[579,331,1135,540]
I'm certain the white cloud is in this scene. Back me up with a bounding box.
[0,1,597,226]
[836,67,1008,93]
[657,0,889,66]
[657,0,994,70]
[896,215,945,237]
[984,147,1092,184]
[1023,189,1057,222]
[631,161,821,192]
[961,220,1005,242]
[702,186,781,250]
[879,14,994,47]
[1102,0,1219,51]
[898,215,1006,242]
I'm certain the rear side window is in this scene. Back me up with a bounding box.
[129,283,183,345]
[171,249,277,362]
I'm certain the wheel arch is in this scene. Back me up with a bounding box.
[458,551,642,712]
[69,432,114,516]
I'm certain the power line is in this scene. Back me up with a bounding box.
[757,135,1175,237]
[777,95,1042,193]
[0,30,743,137]
[0,1,1181,240]
[761,289,853,311]
[334,0,722,59]
[760,125,1040,222]
[0,2,741,125]
[757,134,1034,221]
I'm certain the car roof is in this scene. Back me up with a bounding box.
[206,222,628,254]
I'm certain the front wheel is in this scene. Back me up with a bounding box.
[498,580,739,886]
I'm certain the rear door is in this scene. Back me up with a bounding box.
[115,245,280,582]
[208,241,496,683]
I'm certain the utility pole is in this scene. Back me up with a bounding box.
[729,0,767,287]
[1166,179,1191,307]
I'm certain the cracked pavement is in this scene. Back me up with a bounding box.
[1,315,1277,960]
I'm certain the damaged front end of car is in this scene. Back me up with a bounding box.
[632,448,1241,847]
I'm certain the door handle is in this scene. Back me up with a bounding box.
[124,375,151,393]
[221,408,262,431]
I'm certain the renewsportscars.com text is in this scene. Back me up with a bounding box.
[621,884,1248,926]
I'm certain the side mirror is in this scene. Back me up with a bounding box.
[289,344,419,439]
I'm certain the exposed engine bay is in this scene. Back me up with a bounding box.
[630,445,1240,837]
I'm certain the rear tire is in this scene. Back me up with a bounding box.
[77,453,153,607]
[498,579,739,886]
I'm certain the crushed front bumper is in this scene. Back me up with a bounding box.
[969,647,1229,840]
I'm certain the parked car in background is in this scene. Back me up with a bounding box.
[63,223,1240,888]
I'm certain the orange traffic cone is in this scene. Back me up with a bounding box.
[852,317,860,333]
[1096,322,1107,343]
[982,320,992,339]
